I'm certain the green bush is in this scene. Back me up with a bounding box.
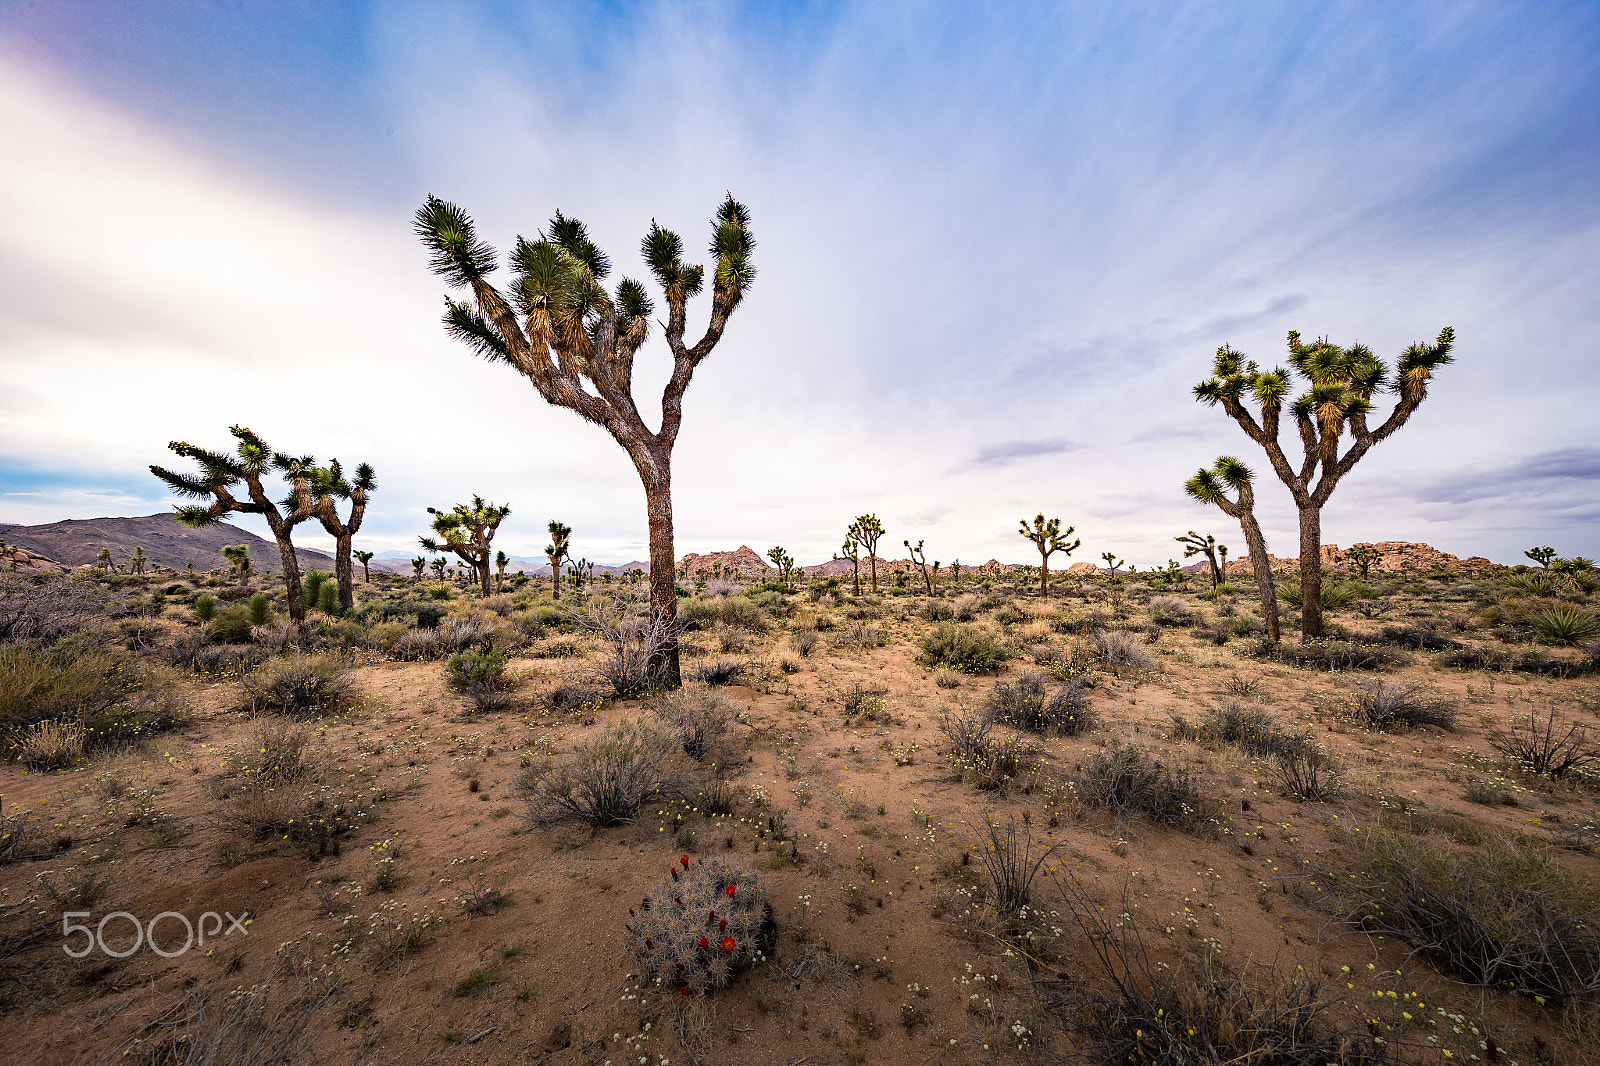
[240,654,357,718]
[194,594,216,622]
[1530,605,1598,645]
[316,580,339,614]
[0,645,184,763]
[918,622,1010,674]
[247,592,270,626]
[445,649,515,712]
[205,605,254,645]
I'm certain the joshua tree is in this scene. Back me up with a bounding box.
[130,547,148,575]
[950,559,961,589]
[1345,544,1380,581]
[1100,551,1123,578]
[150,425,316,626]
[1195,327,1454,639]
[903,539,938,595]
[310,459,377,611]
[354,550,374,584]
[1524,546,1557,570]
[1017,515,1081,597]
[411,556,425,583]
[420,496,509,597]
[494,549,509,591]
[1175,531,1225,590]
[834,533,862,596]
[852,514,885,592]
[546,520,572,600]
[766,545,796,588]
[415,193,756,689]
[96,547,113,572]
[220,544,252,584]
[430,557,447,580]
[1185,455,1281,642]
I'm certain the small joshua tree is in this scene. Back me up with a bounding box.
[1175,531,1226,590]
[96,548,113,572]
[950,558,961,589]
[834,529,862,596]
[1017,515,1080,597]
[625,856,770,996]
[1100,551,1123,578]
[853,514,885,592]
[904,539,937,595]
[130,546,148,575]
[1194,327,1454,639]
[354,550,374,584]
[420,496,510,597]
[150,426,316,626]
[411,556,425,583]
[1345,544,1380,581]
[310,459,377,611]
[546,520,572,600]
[1524,546,1557,570]
[1186,456,1281,642]
[220,544,252,584]
[431,557,447,581]
[766,546,796,589]
[494,549,509,591]
[416,193,756,689]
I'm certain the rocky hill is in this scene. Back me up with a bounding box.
[0,515,336,575]
[1223,541,1496,578]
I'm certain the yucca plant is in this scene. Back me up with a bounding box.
[1530,605,1598,646]
[416,194,755,686]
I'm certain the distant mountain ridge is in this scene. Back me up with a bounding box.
[0,514,335,574]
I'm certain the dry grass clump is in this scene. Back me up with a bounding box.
[835,622,888,650]
[694,657,745,686]
[653,688,732,759]
[0,643,184,765]
[1148,595,1195,626]
[1349,680,1457,731]
[132,970,340,1066]
[219,719,374,857]
[1274,747,1342,801]
[1490,707,1600,779]
[1254,640,1410,671]
[939,709,1039,791]
[787,630,821,657]
[574,602,675,697]
[1077,744,1210,832]
[0,573,104,642]
[977,814,1065,916]
[985,670,1096,735]
[1351,830,1600,1004]
[918,622,1010,674]
[681,597,767,632]
[240,654,358,718]
[520,718,690,827]
[1089,630,1155,672]
[1378,624,1463,650]
[1170,701,1309,758]
[1057,880,1385,1066]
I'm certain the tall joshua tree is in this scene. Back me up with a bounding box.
[835,531,862,596]
[1176,531,1225,590]
[1018,514,1081,597]
[150,426,316,626]
[1185,456,1281,643]
[852,515,884,592]
[420,496,510,597]
[415,193,756,689]
[310,459,377,612]
[354,550,374,584]
[1195,327,1454,639]
[545,520,572,600]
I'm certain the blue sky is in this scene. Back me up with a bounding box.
[1,2,1597,567]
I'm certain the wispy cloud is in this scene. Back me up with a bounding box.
[969,438,1081,468]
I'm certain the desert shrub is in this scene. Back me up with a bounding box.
[681,597,767,632]
[237,716,312,780]
[1148,596,1194,626]
[119,618,163,650]
[163,633,263,674]
[1352,830,1600,1003]
[446,649,515,713]
[918,622,1010,674]
[1171,702,1308,758]
[545,680,608,714]
[985,670,1096,735]
[0,574,105,642]
[1349,680,1457,731]
[919,599,954,622]
[1059,879,1385,1066]
[240,654,357,718]
[1507,652,1589,679]
[1277,580,1362,609]
[1377,624,1462,650]
[654,688,731,759]
[695,657,745,686]
[1490,707,1599,779]
[391,628,446,661]
[1078,744,1209,831]
[205,604,254,644]
[247,591,271,626]
[10,718,86,770]
[934,668,962,688]
[711,622,749,653]
[1437,645,1512,671]
[0,644,184,761]
[835,622,888,649]
[1531,605,1599,645]
[1274,748,1341,801]
[530,633,586,658]
[574,603,673,697]
[1464,779,1517,806]
[788,630,821,657]
[978,814,1065,916]
[0,806,42,864]
[1089,629,1154,672]
[520,718,688,827]
[436,616,498,653]
[133,973,337,1066]
[938,709,1039,791]
[1252,639,1409,671]
[625,857,773,995]
[194,593,217,622]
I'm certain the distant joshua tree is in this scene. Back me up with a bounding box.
[1100,551,1123,579]
[1186,455,1281,643]
[130,547,148,575]
[852,514,885,592]
[766,545,796,588]
[220,544,252,584]
[354,550,374,584]
[1524,546,1557,570]
[834,529,862,596]
[904,539,938,595]
[150,425,316,626]
[430,557,447,581]
[546,520,572,600]
[421,496,509,596]
[1194,327,1454,639]
[1017,515,1081,597]
[415,193,755,689]
[1175,531,1226,590]
[495,549,509,591]
[411,556,425,583]
[96,547,113,572]
[1344,544,1380,581]
[310,459,377,611]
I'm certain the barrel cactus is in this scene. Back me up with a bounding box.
[625,857,772,996]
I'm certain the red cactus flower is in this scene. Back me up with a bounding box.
[670,868,679,880]
[721,936,737,952]
[680,987,689,997]
[719,918,727,930]
[699,936,709,948]
[645,938,653,948]
[681,856,690,867]
[725,885,737,898]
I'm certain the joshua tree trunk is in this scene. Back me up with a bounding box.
[641,458,681,689]
[333,532,354,611]
[1297,505,1323,641]
[1238,511,1281,644]
[274,535,307,624]
[1037,548,1050,597]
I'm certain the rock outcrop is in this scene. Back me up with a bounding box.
[1223,541,1497,578]
[1,544,69,576]
[678,545,771,578]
